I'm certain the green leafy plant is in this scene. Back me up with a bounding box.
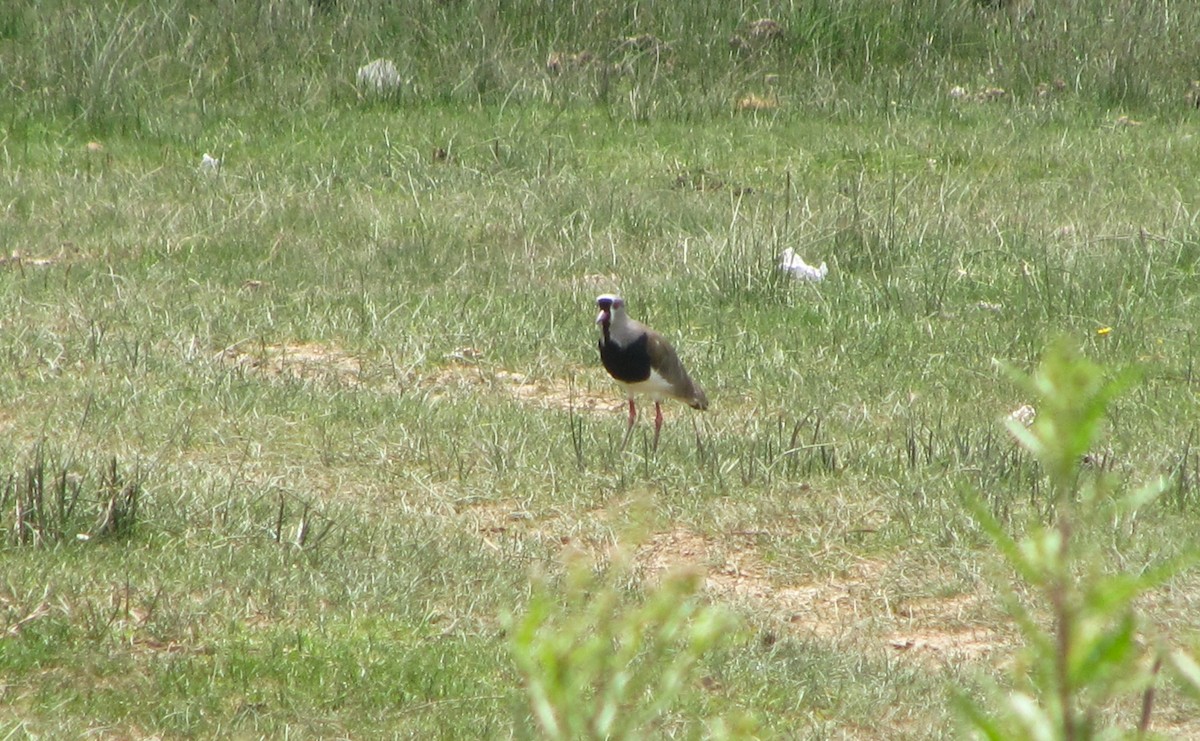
[506,555,739,740]
[958,342,1200,739]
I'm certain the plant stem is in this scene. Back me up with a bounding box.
[1054,513,1076,741]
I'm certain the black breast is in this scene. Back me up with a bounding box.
[599,334,652,384]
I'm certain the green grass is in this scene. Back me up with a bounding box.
[2,0,1200,737]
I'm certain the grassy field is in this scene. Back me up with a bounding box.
[3,0,1200,737]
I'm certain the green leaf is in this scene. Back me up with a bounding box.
[959,489,1042,584]
[1083,573,1147,615]
[1069,609,1136,688]
[1005,416,1045,459]
[951,690,1008,741]
[1009,692,1056,741]
[1118,476,1169,513]
[1169,649,1200,700]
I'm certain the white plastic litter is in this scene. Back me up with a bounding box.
[200,153,221,172]
[356,58,402,95]
[778,248,828,282]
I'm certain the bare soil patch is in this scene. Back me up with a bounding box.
[635,526,1011,663]
[212,341,617,415]
[452,504,1010,663]
[495,370,616,414]
[215,341,362,385]
[420,359,618,415]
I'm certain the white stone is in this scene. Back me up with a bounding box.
[356,58,402,95]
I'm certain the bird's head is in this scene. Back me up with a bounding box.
[595,294,625,327]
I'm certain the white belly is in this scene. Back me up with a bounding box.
[617,368,676,401]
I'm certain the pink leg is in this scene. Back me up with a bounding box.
[621,399,637,451]
[652,401,664,451]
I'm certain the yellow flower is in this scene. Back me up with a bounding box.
[1096,326,1112,336]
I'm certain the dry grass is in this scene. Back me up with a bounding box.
[735,93,780,112]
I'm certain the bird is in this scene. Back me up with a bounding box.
[594,294,708,451]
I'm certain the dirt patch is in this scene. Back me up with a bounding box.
[419,359,618,415]
[213,340,620,414]
[496,370,616,415]
[459,500,545,552]
[455,500,618,566]
[216,341,362,385]
[635,527,1010,662]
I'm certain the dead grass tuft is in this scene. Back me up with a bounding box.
[729,18,786,54]
[0,248,71,270]
[571,273,622,294]
[948,85,1008,103]
[616,34,670,56]
[545,50,595,74]
[672,167,753,196]
[745,18,785,42]
[735,93,779,112]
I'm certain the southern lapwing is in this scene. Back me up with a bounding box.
[595,294,708,450]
